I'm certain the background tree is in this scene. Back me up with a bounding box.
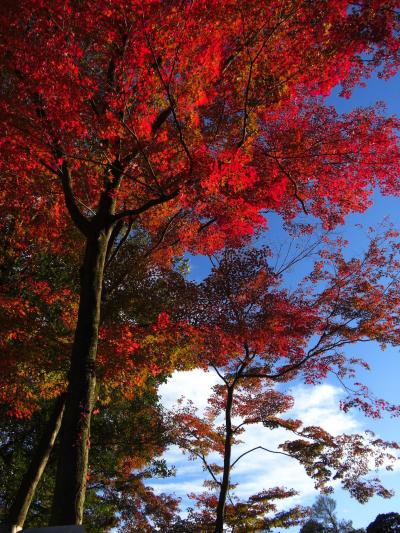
[310,495,355,533]
[0,218,78,419]
[0,386,180,532]
[366,512,400,533]
[300,520,325,533]
[2,0,400,524]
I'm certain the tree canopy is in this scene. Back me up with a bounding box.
[366,512,400,533]
[2,0,400,528]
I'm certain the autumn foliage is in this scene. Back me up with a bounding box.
[2,0,400,250]
[1,0,400,530]
[169,241,400,530]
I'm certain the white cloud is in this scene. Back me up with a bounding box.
[290,384,360,434]
[158,368,219,411]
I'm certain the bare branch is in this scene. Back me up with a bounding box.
[193,451,221,486]
[211,364,230,386]
[231,446,292,469]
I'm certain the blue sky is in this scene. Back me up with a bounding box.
[149,74,400,531]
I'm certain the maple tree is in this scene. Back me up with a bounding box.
[0,222,198,528]
[0,211,81,421]
[170,240,400,533]
[0,386,180,532]
[2,0,400,524]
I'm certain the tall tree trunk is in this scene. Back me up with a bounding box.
[50,225,111,525]
[6,395,66,529]
[214,385,234,533]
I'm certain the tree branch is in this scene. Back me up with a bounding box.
[111,190,179,222]
[193,451,221,486]
[41,159,90,235]
[143,209,183,258]
[274,157,308,215]
[231,446,292,469]
[59,163,90,234]
[105,218,134,268]
[143,31,192,164]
